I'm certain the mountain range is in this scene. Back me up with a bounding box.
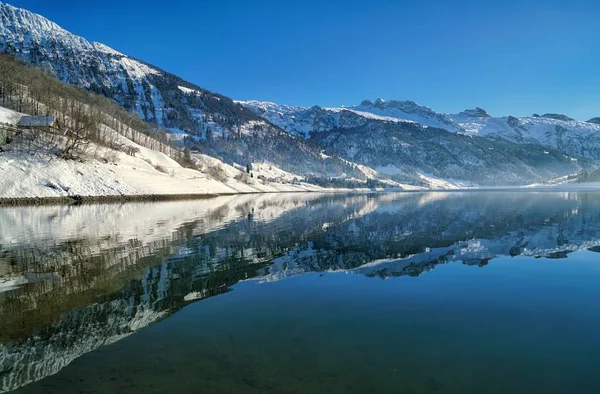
[1,1,599,188]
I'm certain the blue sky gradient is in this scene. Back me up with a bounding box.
[7,0,600,119]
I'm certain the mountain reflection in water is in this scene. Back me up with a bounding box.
[1,191,600,393]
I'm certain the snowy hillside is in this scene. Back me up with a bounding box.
[0,105,347,199]
[0,106,19,124]
[0,142,333,198]
[0,1,378,182]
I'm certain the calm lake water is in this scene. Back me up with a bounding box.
[1,192,600,393]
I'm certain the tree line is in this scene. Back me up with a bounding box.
[0,54,184,160]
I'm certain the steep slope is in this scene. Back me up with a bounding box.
[0,1,369,181]
[0,0,250,132]
[0,104,339,198]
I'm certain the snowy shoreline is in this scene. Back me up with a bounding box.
[0,192,228,206]
[0,189,369,206]
[4,185,600,207]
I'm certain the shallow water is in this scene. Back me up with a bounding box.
[1,192,600,393]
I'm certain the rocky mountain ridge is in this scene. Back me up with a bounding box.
[240,98,600,162]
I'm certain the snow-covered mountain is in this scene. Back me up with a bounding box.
[354,99,462,131]
[237,99,474,138]
[238,98,599,185]
[237,100,425,138]
[1,0,597,187]
[0,0,246,132]
[312,120,589,186]
[240,100,595,185]
[0,1,371,181]
[588,117,600,125]
[240,98,600,162]
[450,111,600,160]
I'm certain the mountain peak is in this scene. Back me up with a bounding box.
[540,113,575,122]
[0,1,71,38]
[586,117,600,125]
[347,99,461,132]
[358,98,426,112]
[459,107,491,118]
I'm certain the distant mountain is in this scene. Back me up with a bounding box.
[311,120,589,186]
[457,107,491,118]
[240,99,600,162]
[239,98,597,184]
[587,117,600,125]
[353,99,462,131]
[449,112,600,161]
[539,113,575,122]
[238,98,462,138]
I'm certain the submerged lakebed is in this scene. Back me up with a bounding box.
[1,192,600,393]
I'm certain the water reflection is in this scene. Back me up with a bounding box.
[1,191,600,392]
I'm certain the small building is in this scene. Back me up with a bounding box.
[2,116,58,149]
[16,116,57,131]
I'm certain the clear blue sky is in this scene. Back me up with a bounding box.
[7,0,600,119]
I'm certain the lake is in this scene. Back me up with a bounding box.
[1,192,600,393]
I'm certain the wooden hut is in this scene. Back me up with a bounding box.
[16,116,57,133]
[10,115,58,147]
